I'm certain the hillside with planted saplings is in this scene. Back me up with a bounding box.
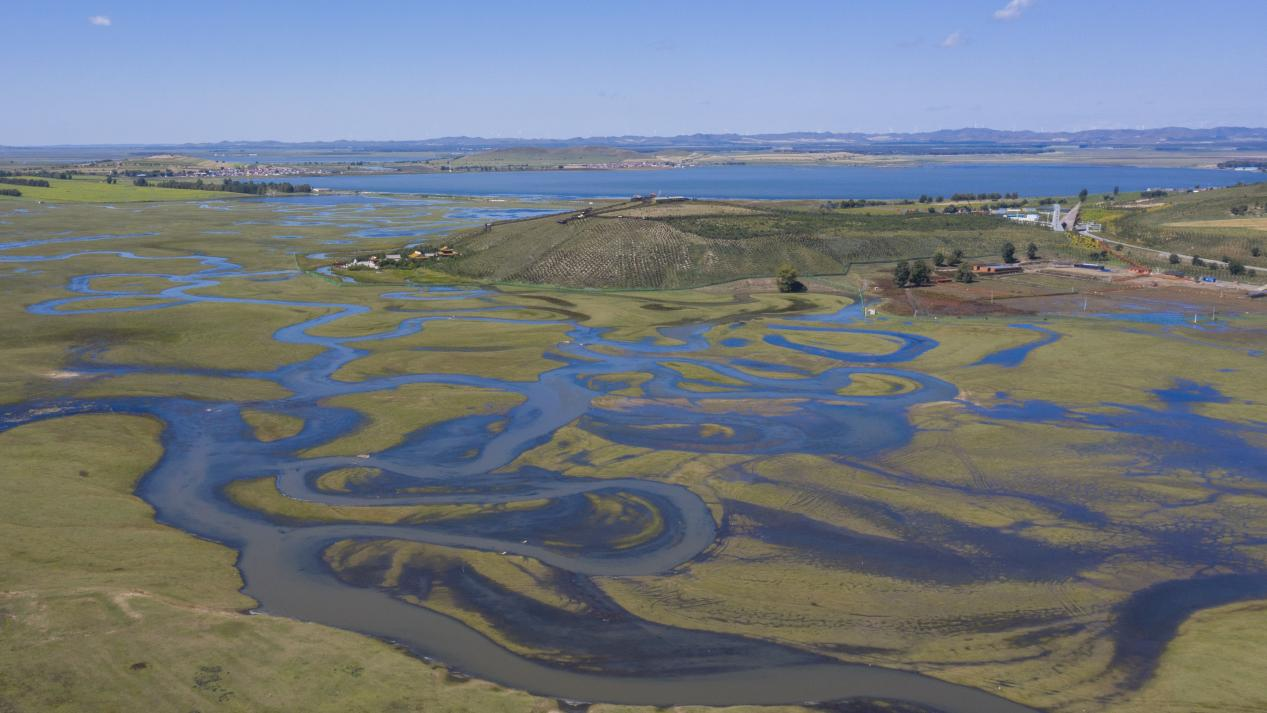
[437,198,1068,289]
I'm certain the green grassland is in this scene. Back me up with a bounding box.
[0,415,559,713]
[226,475,550,525]
[241,408,305,441]
[302,383,525,457]
[0,174,236,202]
[0,414,810,713]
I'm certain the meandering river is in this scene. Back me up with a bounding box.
[3,197,1266,711]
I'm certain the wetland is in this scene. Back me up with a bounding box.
[2,193,1266,713]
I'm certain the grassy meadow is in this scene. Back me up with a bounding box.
[0,174,235,202]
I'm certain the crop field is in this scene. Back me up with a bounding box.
[2,194,1267,713]
[1164,216,1267,231]
[1098,182,1267,265]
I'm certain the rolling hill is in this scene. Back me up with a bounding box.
[435,200,1070,289]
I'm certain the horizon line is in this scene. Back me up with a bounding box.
[6,125,1267,150]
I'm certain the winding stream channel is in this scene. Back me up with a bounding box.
[3,200,1265,712]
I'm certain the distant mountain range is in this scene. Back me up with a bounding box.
[6,127,1267,159]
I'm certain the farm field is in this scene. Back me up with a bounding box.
[2,194,1266,713]
[1094,182,1267,271]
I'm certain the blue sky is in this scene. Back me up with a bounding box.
[4,0,1265,144]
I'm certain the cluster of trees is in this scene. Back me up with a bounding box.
[776,264,805,293]
[219,179,312,194]
[1229,204,1261,216]
[116,168,182,178]
[893,259,932,287]
[997,241,1038,263]
[948,192,1020,201]
[133,177,313,194]
[0,169,74,179]
[1217,160,1267,170]
[0,188,21,197]
[0,177,50,188]
[1182,254,1254,277]
[984,200,1029,210]
[821,199,886,210]
[931,248,966,267]
[1140,190,1168,199]
[922,204,1012,214]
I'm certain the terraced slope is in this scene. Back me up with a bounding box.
[439,200,1065,289]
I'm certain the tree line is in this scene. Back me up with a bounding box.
[0,178,50,188]
[0,188,21,197]
[132,177,312,194]
[0,170,73,180]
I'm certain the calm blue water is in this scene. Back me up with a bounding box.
[294,164,1265,200]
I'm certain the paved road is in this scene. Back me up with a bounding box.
[1083,230,1267,287]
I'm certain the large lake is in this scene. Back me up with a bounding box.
[296,163,1265,200]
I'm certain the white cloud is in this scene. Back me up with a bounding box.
[88,15,112,27]
[940,31,965,48]
[993,0,1034,21]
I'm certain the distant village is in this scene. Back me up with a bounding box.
[168,164,326,179]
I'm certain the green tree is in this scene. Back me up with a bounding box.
[1113,185,1120,196]
[910,260,932,286]
[1168,253,1181,265]
[893,260,911,287]
[954,263,975,283]
[951,248,965,265]
[1002,242,1017,264]
[1228,260,1246,276]
[932,251,946,267]
[776,264,801,293]
[1025,242,1038,260]
[1192,255,1204,267]
[1078,188,1089,202]
[1252,246,1262,257]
